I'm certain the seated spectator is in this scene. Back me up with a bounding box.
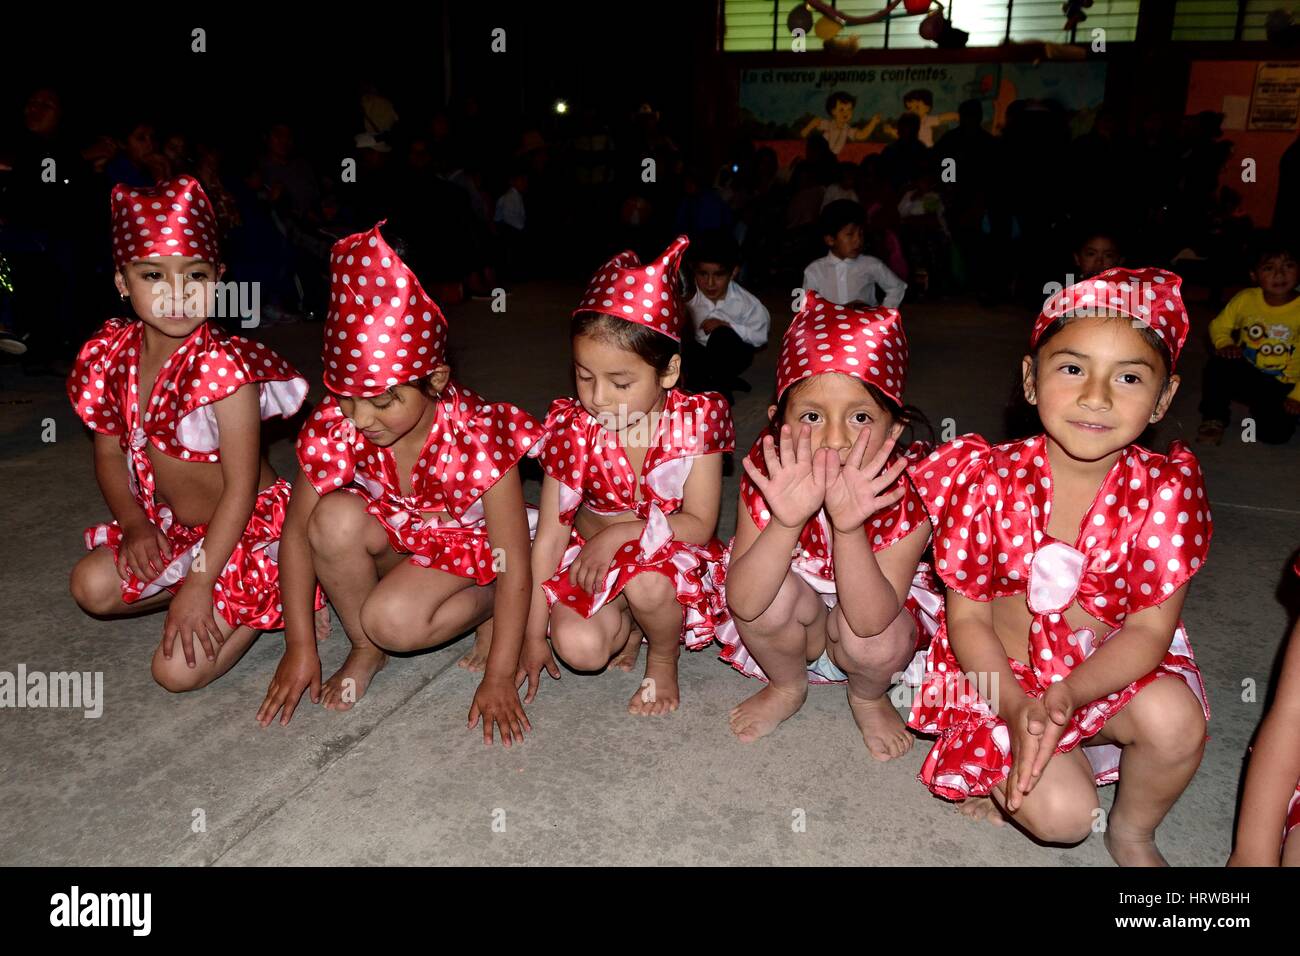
[683,231,769,405]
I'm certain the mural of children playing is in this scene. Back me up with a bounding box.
[801,91,882,157]
[883,89,958,147]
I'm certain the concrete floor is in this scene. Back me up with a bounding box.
[2,281,1297,866]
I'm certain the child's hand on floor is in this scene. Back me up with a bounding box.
[569,526,627,595]
[257,645,322,727]
[117,520,172,582]
[516,637,561,704]
[823,427,908,532]
[468,675,532,747]
[742,423,828,530]
[162,582,225,667]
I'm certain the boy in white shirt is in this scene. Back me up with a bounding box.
[802,200,907,309]
[685,232,769,406]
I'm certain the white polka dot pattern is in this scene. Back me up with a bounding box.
[904,431,1214,800]
[110,175,219,269]
[776,291,909,405]
[739,426,931,570]
[322,221,448,397]
[296,383,543,580]
[1033,267,1189,369]
[530,387,734,647]
[529,389,734,524]
[573,235,690,340]
[68,316,307,463]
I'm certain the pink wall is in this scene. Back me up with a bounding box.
[1186,60,1298,228]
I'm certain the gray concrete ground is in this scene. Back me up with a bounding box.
[1,282,1297,866]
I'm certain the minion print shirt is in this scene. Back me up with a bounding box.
[1208,287,1300,400]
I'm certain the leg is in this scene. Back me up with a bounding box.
[1198,354,1247,427]
[705,326,755,393]
[989,746,1100,846]
[728,570,827,742]
[69,547,172,617]
[1284,827,1300,868]
[549,598,631,671]
[826,606,918,761]
[360,561,494,653]
[1090,676,1207,866]
[150,615,261,692]
[457,615,494,672]
[622,572,687,716]
[307,492,403,710]
[609,609,643,672]
[1243,372,1298,445]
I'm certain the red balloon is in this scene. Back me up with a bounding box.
[904,0,931,13]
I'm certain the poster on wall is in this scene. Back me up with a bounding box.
[739,62,1108,166]
[1247,61,1300,131]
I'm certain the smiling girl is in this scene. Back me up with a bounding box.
[907,268,1213,865]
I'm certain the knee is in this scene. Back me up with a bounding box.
[1021,790,1098,845]
[834,611,915,674]
[307,494,369,556]
[360,595,421,653]
[151,652,210,694]
[69,558,121,617]
[622,572,676,611]
[730,575,801,638]
[1130,680,1207,762]
[550,617,609,671]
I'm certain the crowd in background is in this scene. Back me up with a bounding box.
[0,80,1280,372]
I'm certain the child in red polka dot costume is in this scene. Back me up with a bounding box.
[1229,553,1300,867]
[68,176,324,696]
[524,236,734,717]
[906,267,1213,865]
[260,223,543,745]
[717,292,941,759]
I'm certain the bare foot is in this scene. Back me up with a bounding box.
[610,619,643,673]
[847,691,913,761]
[457,618,493,672]
[314,606,332,643]
[954,796,1006,827]
[320,646,387,711]
[627,651,680,716]
[729,683,807,742]
[1104,814,1169,866]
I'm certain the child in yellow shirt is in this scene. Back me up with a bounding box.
[1197,237,1300,444]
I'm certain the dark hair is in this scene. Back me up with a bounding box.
[819,199,866,240]
[903,89,934,108]
[1252,231,1299,271]
[826,91,856,114]
[571,311,679,376]
[896,112,921,136]
[773,375,934,449]
[690,230,740,271]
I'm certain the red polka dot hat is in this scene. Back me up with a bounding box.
[323,221,449,397]
[574,234,690,341]
[1032,267,1188,369]
[110,175,219,270]
[776,291,909,405]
